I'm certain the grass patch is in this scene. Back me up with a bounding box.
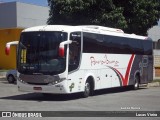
[152,79,160,83]
[0,69,8,72]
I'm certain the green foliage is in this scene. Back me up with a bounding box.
[47,0,160,35]
[113,0,160,35]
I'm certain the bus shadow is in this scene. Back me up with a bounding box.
[0,93,82,101]
[93,86,146,96]
[0,87,147,102]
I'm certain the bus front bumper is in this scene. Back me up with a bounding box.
[17,81,70,94]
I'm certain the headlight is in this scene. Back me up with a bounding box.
[50,78,66,85]
[18,78,27,84]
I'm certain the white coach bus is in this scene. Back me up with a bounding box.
[6,25,153,97]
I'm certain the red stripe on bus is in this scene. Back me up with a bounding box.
[124,54,135,85]
[113,54,135,86]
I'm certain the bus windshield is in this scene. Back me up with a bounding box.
[17,31,68,75]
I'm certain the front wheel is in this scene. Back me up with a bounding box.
[82,81,91,98]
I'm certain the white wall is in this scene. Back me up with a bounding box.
[16,2,49,28]
[0,1,49,29]
[0,2,17,28]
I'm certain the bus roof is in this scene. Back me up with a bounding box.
[22,25,81,33]
[22,25,148,40]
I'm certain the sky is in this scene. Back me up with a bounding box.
[0,0,48,6]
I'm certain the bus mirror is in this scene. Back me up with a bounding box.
[59,40,72,57]
[5,44,10,55]
[5,41,18,55]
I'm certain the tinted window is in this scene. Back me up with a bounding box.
[83,32,152,55]
[18,31,68,75]
[83,33,106,53]
[142,40,153,55]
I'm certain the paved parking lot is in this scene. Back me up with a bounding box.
[0,77,160,119]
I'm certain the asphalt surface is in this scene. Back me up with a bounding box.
[0,77,160,120]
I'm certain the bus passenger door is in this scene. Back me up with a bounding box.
[69,32,81,72]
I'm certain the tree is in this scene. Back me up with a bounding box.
[113,0,160,35]
[47,0,127,29]
[47,0,160,35]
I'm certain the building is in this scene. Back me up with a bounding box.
[0,1,49,69]
[148,26,160,79]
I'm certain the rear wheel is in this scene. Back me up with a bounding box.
[133,75,140,90]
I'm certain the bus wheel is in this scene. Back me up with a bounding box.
[133,75,140,90]
[83,80,91,98]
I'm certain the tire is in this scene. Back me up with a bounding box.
[133,75,140,90]
[7,75,15,83]
[82,80,91,98]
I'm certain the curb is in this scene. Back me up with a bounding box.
[148,82,160,87]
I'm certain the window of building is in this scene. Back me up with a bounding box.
[153,39,160,49]
[157,39,160,49]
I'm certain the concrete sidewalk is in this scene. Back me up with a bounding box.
[0,72,6,77]
[148,82,160,87]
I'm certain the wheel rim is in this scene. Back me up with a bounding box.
[134,76,139,89]
[84,82,90,97]
[135,81,138,88]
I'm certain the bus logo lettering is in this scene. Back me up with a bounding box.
[90,55,119,67]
